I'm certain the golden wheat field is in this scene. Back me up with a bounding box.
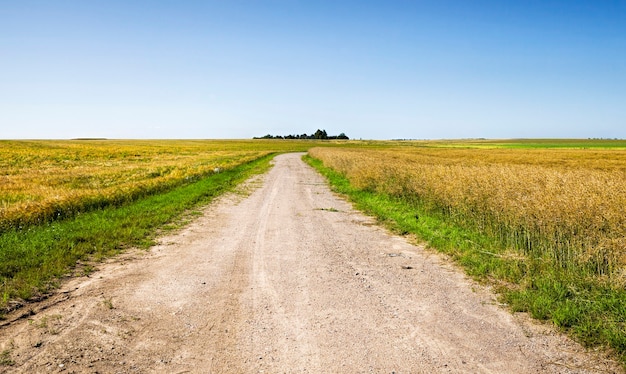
[308,145,626,282]
[0,139,311,232]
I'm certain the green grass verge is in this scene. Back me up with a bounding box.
[304,154,626,366]
[409,138,626,149]
[0,154,274,315]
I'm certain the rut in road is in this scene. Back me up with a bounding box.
[0,152,620,373]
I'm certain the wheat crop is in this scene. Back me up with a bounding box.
[0,139,299,232]
[309,146,626,282]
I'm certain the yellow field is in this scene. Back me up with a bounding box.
[0,139,312,231]
[5,139,625,281]
[309,146,626,282]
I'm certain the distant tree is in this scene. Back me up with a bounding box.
[254,129,347,140]
[314,129,328,139]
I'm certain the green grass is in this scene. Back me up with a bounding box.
[0,349,14,366]
[415,138,626,149]
[0,154,274,314]
[304,154,626,367]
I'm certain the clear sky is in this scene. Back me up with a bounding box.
[1,1,625,140]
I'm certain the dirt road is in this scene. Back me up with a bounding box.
[0,153,620,373]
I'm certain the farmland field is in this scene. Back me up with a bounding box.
[309,144,626,279]
[307,139,626,364]
[0,139,320,232]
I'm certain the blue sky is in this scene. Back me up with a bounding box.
[1,1,625,140]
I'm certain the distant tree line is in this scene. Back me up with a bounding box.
[254,129,349,140]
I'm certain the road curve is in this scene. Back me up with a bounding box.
[0,153,620,373]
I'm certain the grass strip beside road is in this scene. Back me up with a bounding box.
[304,154,626,367]
[0,154,274,315]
